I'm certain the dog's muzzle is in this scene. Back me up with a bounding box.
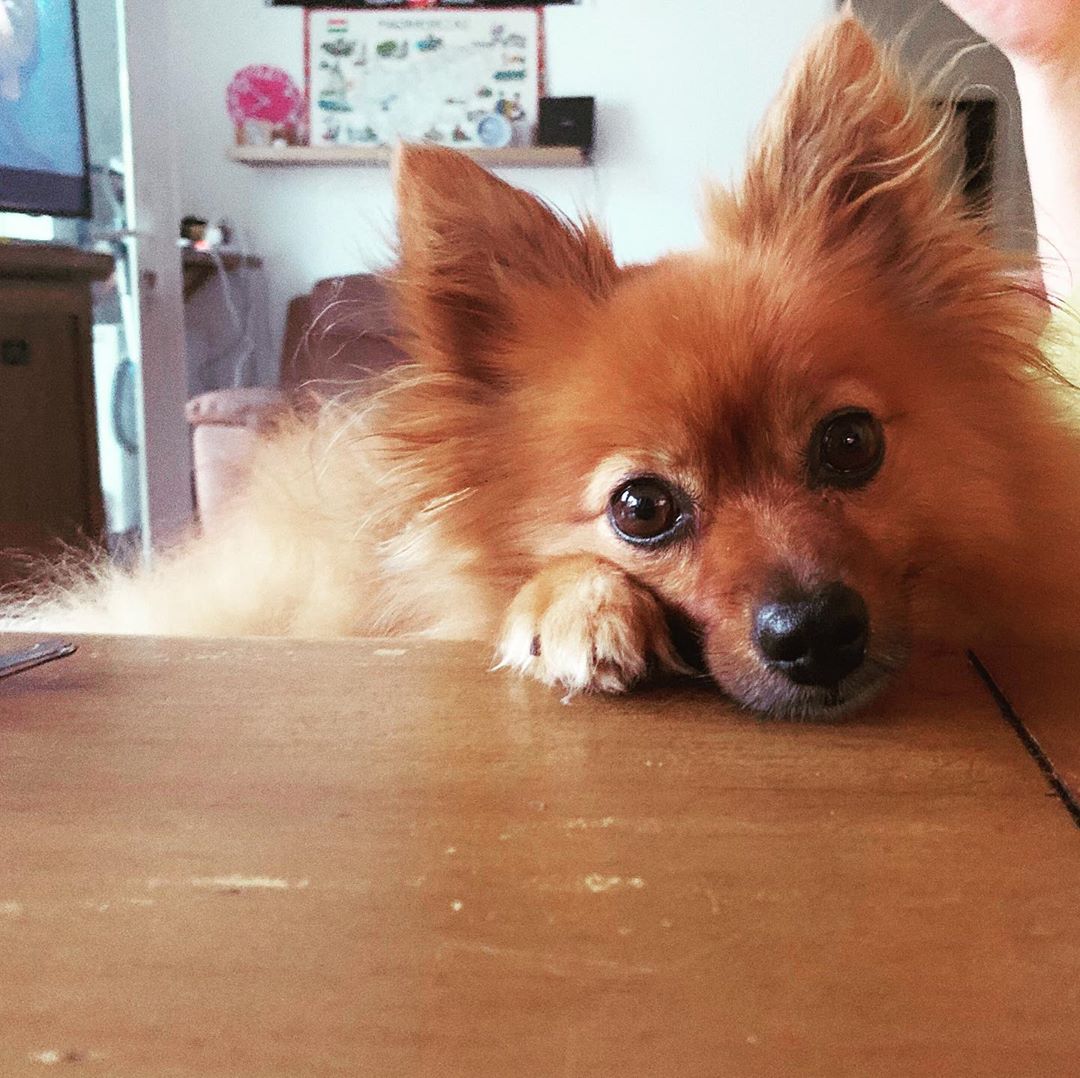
[753,581,869,688]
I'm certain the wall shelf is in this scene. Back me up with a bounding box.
[227,145,589,169]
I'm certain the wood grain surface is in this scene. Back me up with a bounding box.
[971,647,1080,813]
[0,635,1077,1077]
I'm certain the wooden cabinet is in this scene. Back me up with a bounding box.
[0,242,114,583]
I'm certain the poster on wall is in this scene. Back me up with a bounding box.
[306,8,542,149]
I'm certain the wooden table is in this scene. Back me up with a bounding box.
[0,635,1077,1076]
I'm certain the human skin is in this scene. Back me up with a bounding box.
[940,0,1080,302]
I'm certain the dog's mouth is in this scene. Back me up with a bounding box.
[737,655,903,721]
[692,652,903,721]
[706,651,906,721]
[669,605,908,721]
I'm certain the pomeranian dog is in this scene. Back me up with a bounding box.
[5,15,1079,718]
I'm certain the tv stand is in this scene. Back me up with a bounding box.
[0,240,115,584]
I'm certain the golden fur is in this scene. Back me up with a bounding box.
[6,16,1079,717]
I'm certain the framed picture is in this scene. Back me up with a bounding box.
[306,7,542,149]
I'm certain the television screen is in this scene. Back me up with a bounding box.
[0,0,91,218]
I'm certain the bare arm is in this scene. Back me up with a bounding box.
[941,0,1080,302]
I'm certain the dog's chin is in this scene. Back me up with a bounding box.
[713,657,901,722]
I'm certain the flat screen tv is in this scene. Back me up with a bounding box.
[0,0,91,218]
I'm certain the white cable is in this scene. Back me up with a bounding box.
[199,241,256,390]
[231,225,259,388]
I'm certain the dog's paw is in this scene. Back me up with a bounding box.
[494,556,693,696]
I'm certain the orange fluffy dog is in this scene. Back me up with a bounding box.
[7,16,1080,717]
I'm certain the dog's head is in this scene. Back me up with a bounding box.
[392,17,1054,718]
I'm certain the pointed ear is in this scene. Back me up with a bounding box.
[393,144,618,385]
[711,16,954,261]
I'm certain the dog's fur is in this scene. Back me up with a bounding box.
[6,16,1080,717]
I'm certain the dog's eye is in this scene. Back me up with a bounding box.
[810,408,885,488]
[608,477,684,545]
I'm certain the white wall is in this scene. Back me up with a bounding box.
[166,0,833,385]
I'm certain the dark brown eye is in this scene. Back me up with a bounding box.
[810,408,885,489]
[608,477,685,545]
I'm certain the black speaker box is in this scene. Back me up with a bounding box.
[537,96,595,153]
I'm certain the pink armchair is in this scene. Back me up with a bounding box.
[186,273,406,532]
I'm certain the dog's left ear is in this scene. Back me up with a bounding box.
[393,144,618,385]
[710,16,957,268]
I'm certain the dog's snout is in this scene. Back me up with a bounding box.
[754,582,869,687]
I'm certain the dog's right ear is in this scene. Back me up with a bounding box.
[393,144,618,386]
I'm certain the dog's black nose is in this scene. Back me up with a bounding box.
[754,582,869,687]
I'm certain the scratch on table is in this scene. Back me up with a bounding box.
[699,885,723,916]
[373,648,408,657]
[565,816,616,830]
[190,875,309,891]
[140,875,314,894]
[583,874,646,894]
[29,1049,92,1066]
[76,896,156,914]
[1,900,22,917]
